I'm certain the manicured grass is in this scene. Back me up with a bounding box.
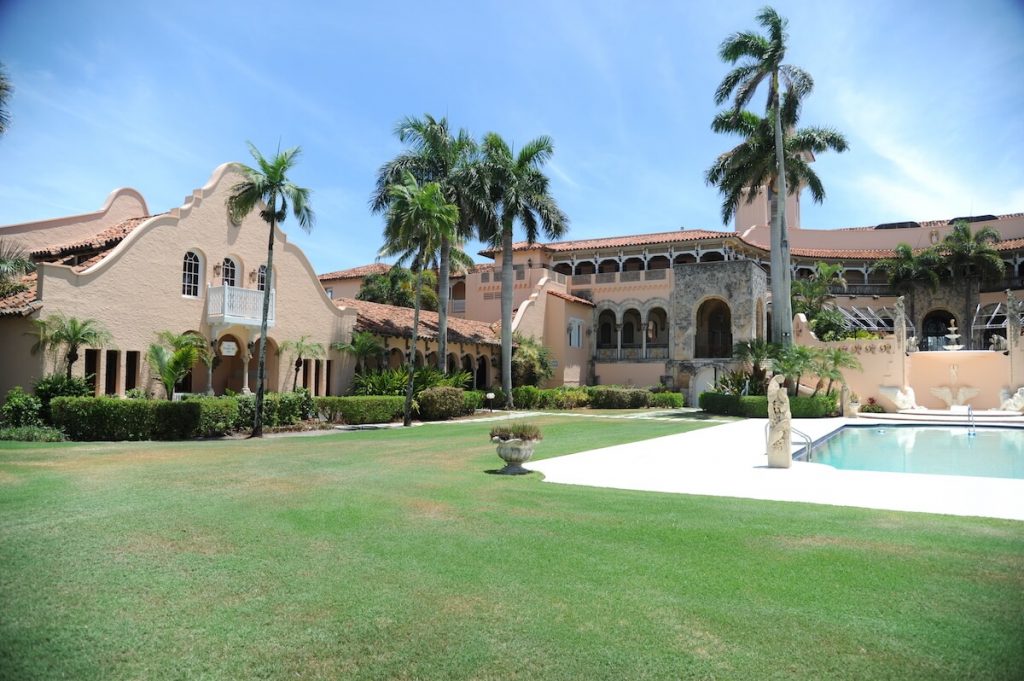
[1,415,1022,680]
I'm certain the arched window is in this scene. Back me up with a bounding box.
[258,265,268,292]
[222,257,237,287]
[182,251,201,297]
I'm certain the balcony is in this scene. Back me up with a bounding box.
[595,345,669,361]
[207,285,275,328]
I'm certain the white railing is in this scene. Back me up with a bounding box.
[450,299,466,313]
[207,285,275,327]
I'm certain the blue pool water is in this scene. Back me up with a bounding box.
[807,426,1024,479]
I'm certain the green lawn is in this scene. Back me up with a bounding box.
[1,415,1022,680]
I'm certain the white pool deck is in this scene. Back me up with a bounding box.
[528,417,1024,522]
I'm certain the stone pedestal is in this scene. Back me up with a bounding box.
[766,375,792,468]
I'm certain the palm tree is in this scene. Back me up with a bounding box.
[30,314,112,379]
[146,332,206,400]
[480,133,568,408]
[774,344,816,396]
[279,335,326,391]
[810,347,861,396]
[871,243,940,333]
[713,6,819,347]
[936,220,1004,346]
[357,265,441,311]
[0,62,12,138]
[379,171,459,426]
[226,143,314,437]
[732,339,779,394]
[791,261,847,319]
[333,330,384,375]
[371,115,489,373]
[0,238,34,296]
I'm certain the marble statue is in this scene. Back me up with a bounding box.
[1000,387,1024,412]
[879,385,919,410]
[766,375,792,469]
[929,364,979,408]
[989,334,1007,352]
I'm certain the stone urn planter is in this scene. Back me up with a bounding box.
[489,423,542,475]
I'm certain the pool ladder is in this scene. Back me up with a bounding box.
[764,422,814,460]
[967,406,977,437]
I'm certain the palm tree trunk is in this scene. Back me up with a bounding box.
[292,358,301,392]
[65,347,76,379]
[437,236,450,374]
[770,74,794,347]
[404,261,425,427]
[500,220,515,409]
[252,204,276,438]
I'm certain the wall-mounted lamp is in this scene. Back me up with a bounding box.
[213,263,222,277]
[249,269,258,283]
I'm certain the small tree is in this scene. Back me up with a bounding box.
[732,339,779,394]
[774,344,816,396]
[511,334,554,387]
[811,347,862,396]
[279,336,326,391]
[30,314,112,379]
[146,332,205,400]
[333,331,384,375]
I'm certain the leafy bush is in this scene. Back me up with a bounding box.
[791,393,839,418]
[0,425,66,442]
[33,373,92,423]
[50,397,201,441]
[125,387,151,399]
[699,392,838,418]
[699,392,740,415]
[313,396,405,425]
[738,396,769,417]
[511,335,554,387]
[712,370,752,396]
[417,387,465,421]
[650,392,685,408]
[537,387,589,409]
[184,396,240,437]
[353,367,472,397]
[490,423,542,441]
[512,385,541,409]
[2,386,42,427]
[462,390,484,414]
[588,387,651,409]
[294,388,315,420]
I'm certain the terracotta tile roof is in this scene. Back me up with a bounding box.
[832,212,1024,232]
[334,297,501,346]
[0,273,42,316]
[318,262,391,281]
[30,215,155,258]
[478,229,731,256]
[547,289,595,307]
[736,234,1024,261]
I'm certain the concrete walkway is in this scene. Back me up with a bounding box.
[528,417,1024,521]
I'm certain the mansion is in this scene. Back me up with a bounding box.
[2,163,1023,409]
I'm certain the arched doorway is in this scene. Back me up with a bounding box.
[597,309,616,357]
[921,309,956,351]
[695,299,732,358]
[646,307,669,358]
[387,348,404,369]
[621,308,642,358]
[475,356,489,389]
[212,334,245,394]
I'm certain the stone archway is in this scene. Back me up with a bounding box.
[695,299,732,358]
[921,309,956,351]
[475,356,489,389]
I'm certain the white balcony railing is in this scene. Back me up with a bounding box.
[207,285,275,328]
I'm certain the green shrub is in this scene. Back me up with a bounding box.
[2,386,42,427]
[738,396,768,417]
[490,423,542,441]
[698,392,741,415]
[462,390,484,414]
[313,396,404,425]
[0,425,66,442]
[588,387,651,409]
[536,387,589,410]
[235,395,256,430]
[184,396,240,437]
[791,393,839,418]
[417,387,465,421]
[512,385,541,409]
[294,388,315,420]
[50,397,201,441]
[33,373,92,423]
[699,391,838,418]
[650,392,685,408]
[124,387,151,399]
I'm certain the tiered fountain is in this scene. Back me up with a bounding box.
[942,320,965,351]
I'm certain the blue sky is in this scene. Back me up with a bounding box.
[1,0,1022,274]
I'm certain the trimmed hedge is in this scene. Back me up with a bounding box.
[698,392,839,418]
[462,390,484,414]
[588,387,651,409]
[313,396,405,425]
[650,392,685,408]
[512,386,541,410]
[233,392,308,430]
[185,397,240,437]
[51,397,201,441]
[417,387,465,421]
[2,387,42,427]
[0,425,66,442]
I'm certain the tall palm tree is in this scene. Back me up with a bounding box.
[480,133,568,407]
[357,265,441,311]
[226,143,314,437]
[279,335,326,391]
[714,6,816,347]
[0,238,34,296]
[333,330,384,375]
[379,171,459,426]
[0,62,12,138]
[791,261,847,318]
[30,314,112,379]
[371,115,489,373]
[936,220,1004,346]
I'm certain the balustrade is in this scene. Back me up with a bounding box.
[207,285,275,327]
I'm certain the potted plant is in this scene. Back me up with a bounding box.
[489,422,542,475]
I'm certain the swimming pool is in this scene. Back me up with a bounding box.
[805,426,1024,480]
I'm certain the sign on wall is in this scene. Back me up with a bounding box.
[220,340,238,357]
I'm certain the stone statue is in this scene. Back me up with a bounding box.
[989,334,1007,351]
[766,375,792,469]
[928,364,979,408]
[1000,387,1024,412]
[879,385,919,410]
